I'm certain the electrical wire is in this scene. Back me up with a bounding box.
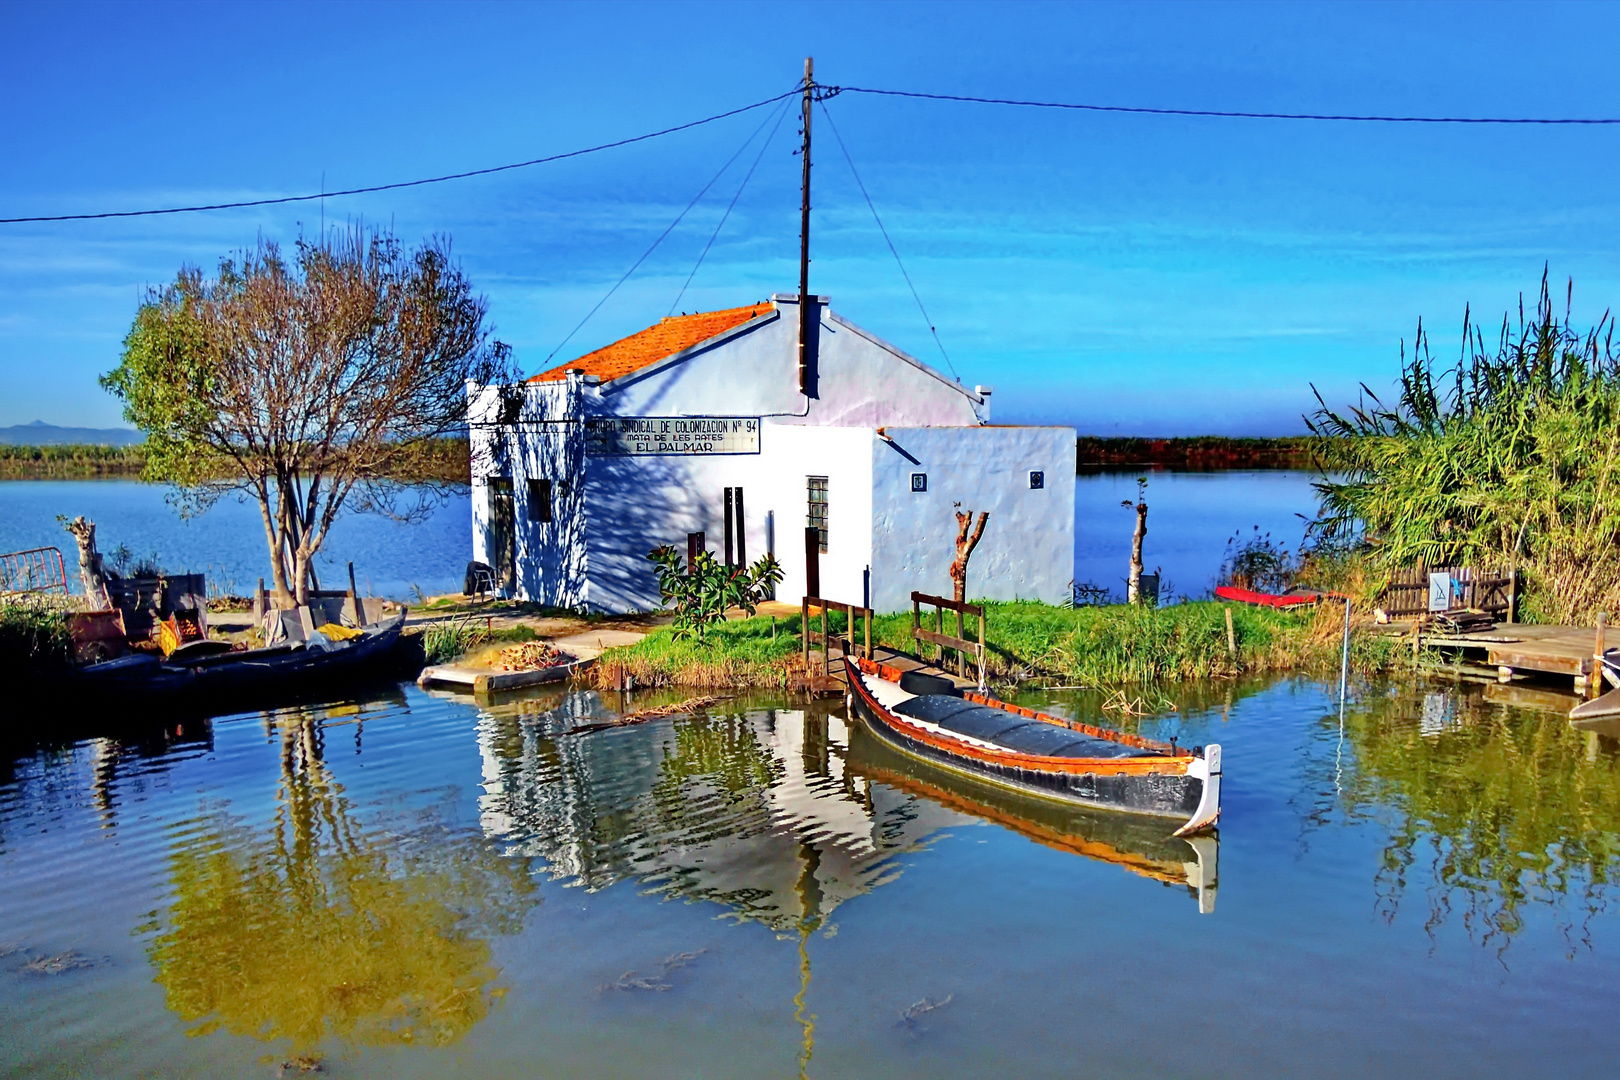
[818,99,959,381]
[0,88,802,224]
[542,98,790,367]
[831,84,1620,124]
[669,96,794,317]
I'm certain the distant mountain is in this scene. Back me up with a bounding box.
[0,420,142,446]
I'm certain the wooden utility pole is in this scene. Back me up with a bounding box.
[798,56,814,397]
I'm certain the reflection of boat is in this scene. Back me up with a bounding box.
[845,658,1221,836]
[847,722,1218,912]
[68,612,410,711]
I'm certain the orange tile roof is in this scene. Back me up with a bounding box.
[527,301,774,384]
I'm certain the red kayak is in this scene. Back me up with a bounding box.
[1214,585,1319,609]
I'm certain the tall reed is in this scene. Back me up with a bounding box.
[1311,270,1620,623]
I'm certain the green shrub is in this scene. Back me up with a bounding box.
[421,615,490,665]
[647,547,783,642]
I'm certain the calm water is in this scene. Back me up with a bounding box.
[1,470,1317,602]
[0,481,473,600]
[4,675,1619,1077]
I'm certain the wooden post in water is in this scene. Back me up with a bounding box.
[1593,613,1608,699]
[347,561,365,626]
[801,596,810,670]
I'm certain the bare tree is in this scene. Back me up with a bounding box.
[1123,477,1149,604]
[63,515,109,607]
[103,226,514,607]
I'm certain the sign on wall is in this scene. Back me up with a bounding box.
[584,416,761,456]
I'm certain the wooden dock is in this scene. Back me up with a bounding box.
[798,591,986,695]
[1394,620,1615,691]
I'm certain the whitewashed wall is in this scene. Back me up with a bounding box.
[468,378,587,605]
[869,426,1076,612]
[578,422,874,613]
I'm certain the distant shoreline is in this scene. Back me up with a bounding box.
[3,435,1319,479]
[0,439,473,483]
[1075,436,1320,472]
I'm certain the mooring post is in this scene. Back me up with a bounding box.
[801,595,810,670]
[1593,613,1609,698]
[1224,606,1236,655]
[1339,597,1352,706]
[347,561,364,626]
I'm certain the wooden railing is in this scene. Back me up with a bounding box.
[912,591,986,685]
[1377,566,1519,621]
[802,596,874,675]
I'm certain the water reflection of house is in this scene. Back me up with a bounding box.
[475,691,965,928]
[466,298,1077,611]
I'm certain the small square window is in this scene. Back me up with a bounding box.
[911,472,927,492]
[1029,471,1045,490]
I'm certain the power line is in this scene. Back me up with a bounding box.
[831,84,1620,125]
[818,99,959,381]
[543,98,790,367]
[669,97,794,317]
[0,88,802,224]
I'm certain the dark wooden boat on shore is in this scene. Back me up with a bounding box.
[65,611,411,709]
[844,656,1221,836]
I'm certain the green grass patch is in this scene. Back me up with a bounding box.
[600,599,1396,690]
[597,615,803,690]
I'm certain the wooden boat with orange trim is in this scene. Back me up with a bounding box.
[844,656,1221,836]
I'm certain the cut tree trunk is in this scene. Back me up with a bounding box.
[64,515,109,608]
[949,510,989,637]
[1127,500,1148,604]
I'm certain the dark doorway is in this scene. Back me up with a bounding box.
[489,478,516,593]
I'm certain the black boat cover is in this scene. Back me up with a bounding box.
[891,695,1159,760]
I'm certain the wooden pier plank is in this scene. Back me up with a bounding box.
[1394,620,1612,688]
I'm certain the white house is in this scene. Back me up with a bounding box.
[467,294,1075,614]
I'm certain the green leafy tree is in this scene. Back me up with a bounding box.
[102,226,514,606]
[647,547,783,642]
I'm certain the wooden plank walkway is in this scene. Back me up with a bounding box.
[804,641,978,694]
[1389,620,1614,690]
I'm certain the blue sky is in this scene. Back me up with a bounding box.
[4,0,1620,434]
